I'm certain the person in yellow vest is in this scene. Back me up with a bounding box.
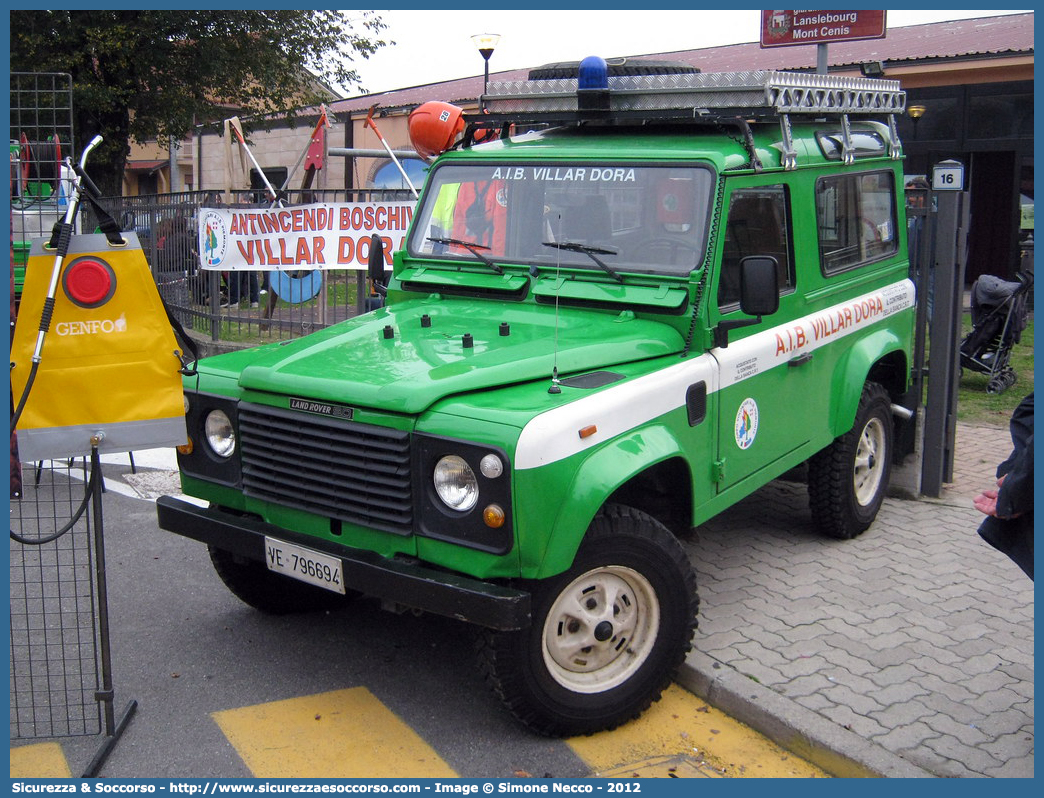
[431,182,459,236]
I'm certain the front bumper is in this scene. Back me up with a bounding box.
[156,496,531,630]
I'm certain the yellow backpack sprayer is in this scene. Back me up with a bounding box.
[10,136,192,463]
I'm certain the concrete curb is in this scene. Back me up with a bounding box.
[677,650,935,779]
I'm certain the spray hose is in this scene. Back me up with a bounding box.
[10,461,100,545]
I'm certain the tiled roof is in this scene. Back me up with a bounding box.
[329,13,1033,114]
[672,11,1035,71]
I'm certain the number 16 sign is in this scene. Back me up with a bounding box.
[932,162,965,191]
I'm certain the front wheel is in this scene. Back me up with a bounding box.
[477,505,698,736]
[808,381,893,539]
[986,368,1017,394]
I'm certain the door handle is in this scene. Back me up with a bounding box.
[788,352,813,368]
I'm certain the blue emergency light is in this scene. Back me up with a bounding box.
[577,56,610,113]
[578,55,609,90]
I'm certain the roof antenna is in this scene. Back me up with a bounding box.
[548,211,563,394]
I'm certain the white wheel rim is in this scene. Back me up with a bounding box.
[854,417,886,506]
[541,565,659,694]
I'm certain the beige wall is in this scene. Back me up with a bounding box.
[123,136,196,195]
[882,58,1033,90]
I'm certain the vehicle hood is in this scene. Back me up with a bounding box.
[231,298,684,415]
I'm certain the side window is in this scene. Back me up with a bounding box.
[249,166,287,203]
[816,171,897,274]
[718,185,794,309]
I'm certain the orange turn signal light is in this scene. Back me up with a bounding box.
[483,504,505,528]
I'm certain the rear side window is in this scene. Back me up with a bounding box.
[815,129,888,160]
[815,171,897,274]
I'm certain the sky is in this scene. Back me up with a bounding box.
[344,8,1029,96]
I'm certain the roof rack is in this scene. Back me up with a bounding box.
[468,70,906,170]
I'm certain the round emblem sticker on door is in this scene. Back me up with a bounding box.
[734,398,759,450]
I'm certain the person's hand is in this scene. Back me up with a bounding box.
[974,488,999,517]
[974,475,1021,519]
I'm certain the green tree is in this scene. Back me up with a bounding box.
[9,10,389,195]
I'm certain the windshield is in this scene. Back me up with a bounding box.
[408,162,714,277]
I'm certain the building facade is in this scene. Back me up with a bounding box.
[142,13,1033,280]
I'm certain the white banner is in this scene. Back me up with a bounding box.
[197,201,416,271]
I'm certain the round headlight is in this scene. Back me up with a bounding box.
[433,455,478,512]
[204,409,236,458]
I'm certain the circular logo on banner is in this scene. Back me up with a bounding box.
[734,398,759,450]
[199,209,227,268]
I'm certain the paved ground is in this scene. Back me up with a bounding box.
[678,420,1034,777]
[17,419,1031,779]
[113,419,1036,778]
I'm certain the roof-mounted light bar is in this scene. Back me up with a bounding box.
[468,65,906,170]
[482,69,904,117]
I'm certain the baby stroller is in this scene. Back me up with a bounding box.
[959,270,1033,394]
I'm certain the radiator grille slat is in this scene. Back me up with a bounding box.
[238,402,413,534]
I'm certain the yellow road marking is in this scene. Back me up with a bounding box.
[598,754,724,778]
[9,743,73,778]
[568,684,829,778]
[211,687,458,778]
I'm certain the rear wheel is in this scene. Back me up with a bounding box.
[477,505,698,736]
[208,546,356,614]
[808,382,893,539]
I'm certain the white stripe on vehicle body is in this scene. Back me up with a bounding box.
[514,279,914,470]
[514,354,719,470]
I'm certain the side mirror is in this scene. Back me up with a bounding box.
[739,256,780,317]
[715,256,780,348]
[367,233,388,296]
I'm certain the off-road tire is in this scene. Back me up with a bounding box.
[208,545,356,614]
[528,59,699,81]
[476,504,698,737]
[808,381,893,539]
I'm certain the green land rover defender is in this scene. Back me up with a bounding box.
[158,61,916,736]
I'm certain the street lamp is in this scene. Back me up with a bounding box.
[908,104,927,139]
[472,33,500,96]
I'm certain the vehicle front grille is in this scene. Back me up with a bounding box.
[238,402,412,535]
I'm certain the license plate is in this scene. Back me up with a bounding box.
[264,537,345,594]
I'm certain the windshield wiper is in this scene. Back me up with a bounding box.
[427,236,503,274]
[543,241,623,283]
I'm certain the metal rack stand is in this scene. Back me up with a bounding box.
[81,444,138,777]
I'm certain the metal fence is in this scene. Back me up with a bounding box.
[79,188,412,347]
[10,458,101,740]
[10,72,75,284]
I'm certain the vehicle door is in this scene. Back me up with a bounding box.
[709,181,816,492]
